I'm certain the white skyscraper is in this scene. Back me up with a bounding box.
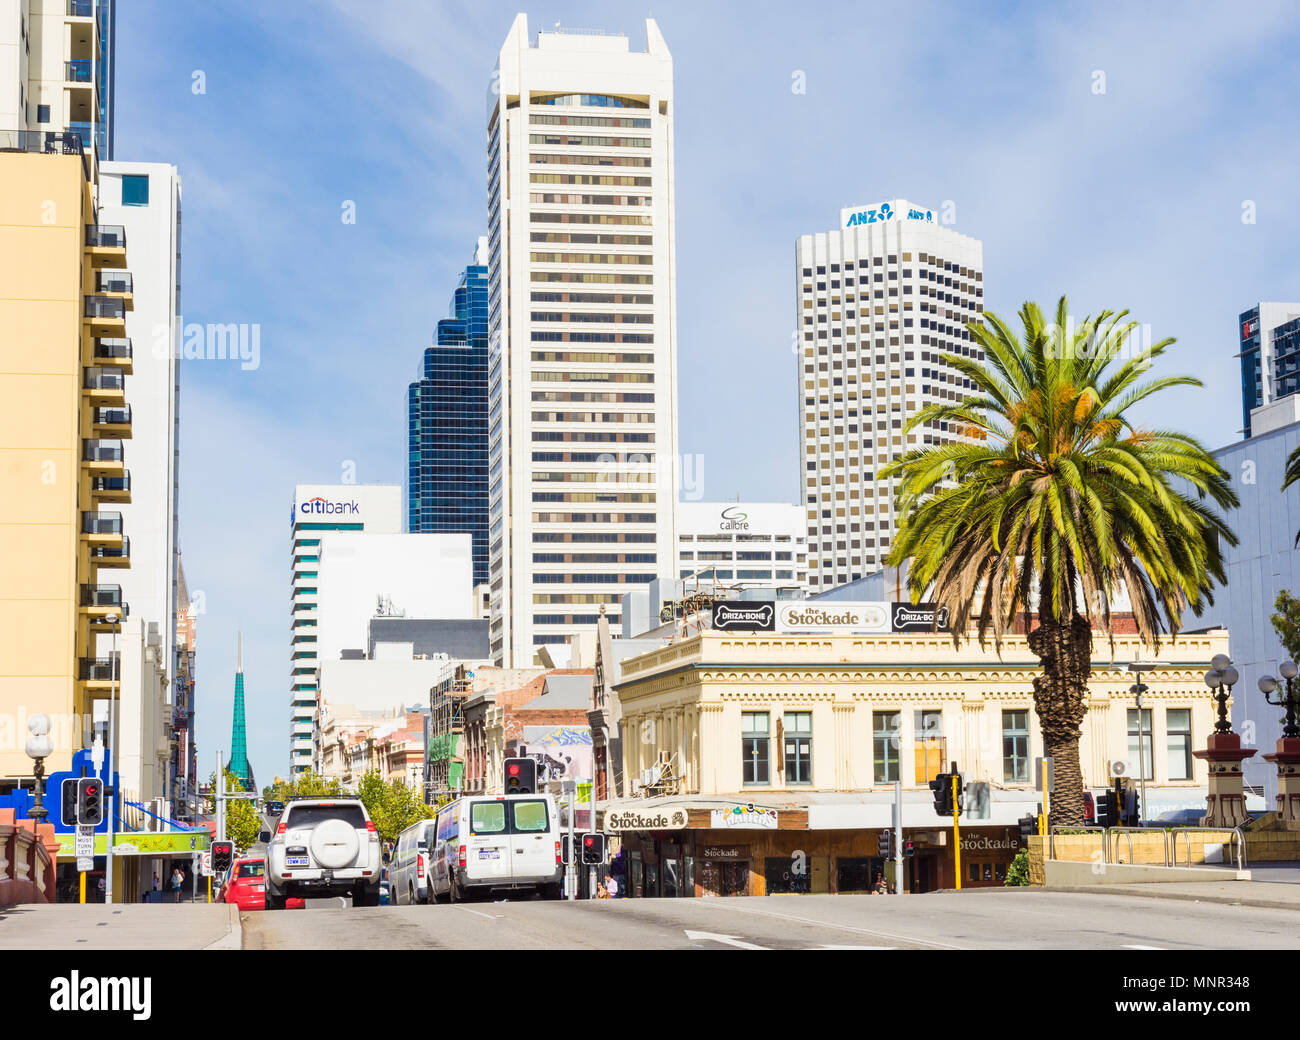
[289,484,400,774]
[96,161,182,697]
[797,200,984,591]
[486,16,679,666]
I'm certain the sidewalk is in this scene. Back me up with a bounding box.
[1044,878,1300,911]
[0,903,242,950]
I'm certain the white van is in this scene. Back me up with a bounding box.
[428,793,563,902]
[390,818,437,905]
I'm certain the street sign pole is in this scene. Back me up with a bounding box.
[952,772,962,891]
[893,779,903,895]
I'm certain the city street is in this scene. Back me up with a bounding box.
[237,890,1300,951]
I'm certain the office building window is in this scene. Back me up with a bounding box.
[783,712,812,785]
[742,712,769,785]
[1166,708,1192,781]
[37,104,50,124]
[1002,710,1030,783]
[873,711,900,784]
[1127,708,1154,781]
[120,175,149,207]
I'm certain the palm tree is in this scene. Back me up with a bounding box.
[882,297,1238,824]
[1282,447,1300,544]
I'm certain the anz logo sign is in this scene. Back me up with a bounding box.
[842,200,934,229]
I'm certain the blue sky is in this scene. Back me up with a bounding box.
[112,1,1300,783]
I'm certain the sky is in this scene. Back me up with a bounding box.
[111,0,1300,783]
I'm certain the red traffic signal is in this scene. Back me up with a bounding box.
[76,776,104,826]
[580,832,606,865]
[211,840,234,874]
[504,757,536,795]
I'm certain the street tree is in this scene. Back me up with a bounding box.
[1271,590,1300,664]
[883,297,1237,824]
[207,769,262,853]
[356,769,432,845]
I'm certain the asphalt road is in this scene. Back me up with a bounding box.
[239,889,1300,950]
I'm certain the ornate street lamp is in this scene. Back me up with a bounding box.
[1258,660,1300,739]
[1204,654,1239,735]
[24,713,54,823]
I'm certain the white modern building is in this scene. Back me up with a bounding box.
[314,531,475,664]
[0,0,114,176]
[485,15,679,667]
[289,483,401,774]
[797,199,984,592]
[677,502,808,594]
[94,160,183,809]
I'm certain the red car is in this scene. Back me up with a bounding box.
[221,856,269,911]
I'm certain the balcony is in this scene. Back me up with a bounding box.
[92,406,131,437]
[66,60,93,83]
[83,366,126,409]
[80,584,127,627]
[85,225,126,269]
[68,0,94,16]
[91,471,130,501]
[97,271,133,295]
[83,439,124,470]
[89,536,130,566]
[0,128,91,180]
[79,657,119,683]
[84,296,126,335]
[91,337,132,374]
[82,510,123,535]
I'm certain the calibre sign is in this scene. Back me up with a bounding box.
[604,808,689,832]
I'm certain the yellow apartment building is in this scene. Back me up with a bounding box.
[0,146,132,782]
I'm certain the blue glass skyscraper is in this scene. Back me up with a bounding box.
[408,240,490,586]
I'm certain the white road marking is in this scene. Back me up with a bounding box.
[684,929,769,950]
[1122,944,1164,949]
[456,906,500,920]
[709,901,968,950]
[816,944,896,950]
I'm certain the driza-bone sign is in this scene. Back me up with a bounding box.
[713,602,775,632]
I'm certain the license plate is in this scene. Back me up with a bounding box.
[478,849,500,860]
[286,856,308,867]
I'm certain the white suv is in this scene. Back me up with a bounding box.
[265,798,382,909]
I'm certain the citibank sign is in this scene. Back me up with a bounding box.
[298,496,360,518]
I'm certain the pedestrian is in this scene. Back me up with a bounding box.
[596,881,609,899]
[604,872,619,899]
[872,872,889,895]
[170,866,184,903]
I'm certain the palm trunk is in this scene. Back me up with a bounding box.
[1026,587,1093,826]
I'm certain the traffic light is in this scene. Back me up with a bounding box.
[581,832,606,865]
[953,773,965,815]
[211,840,234,874]
[878,829,893,859]
[1096,790,1120,828]
[76,776,104,826]
[504,757,537,795]
[61,778,79,827]
[561,833,572,865]
[929,772,952,816]
[903,839,915,858]
[1123,787,1141,828]
[1018,813,1037,846]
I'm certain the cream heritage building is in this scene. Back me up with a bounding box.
[485,16,680,666]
